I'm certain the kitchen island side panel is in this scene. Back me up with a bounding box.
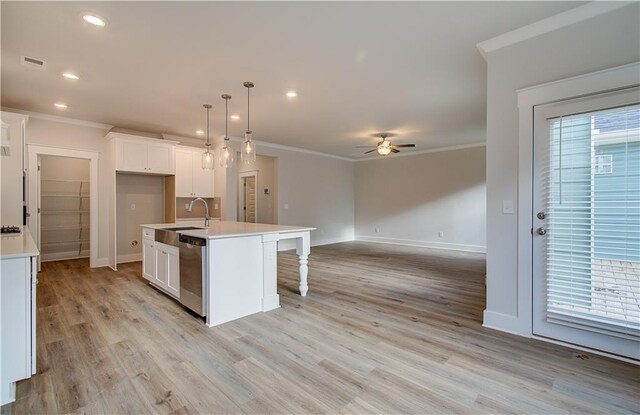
[206,235,264,326]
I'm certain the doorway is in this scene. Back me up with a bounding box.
[38,155,91,262]
[532,86,639,359]
[239,171,257,223]
[27,145,99,268]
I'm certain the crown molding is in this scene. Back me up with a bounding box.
[252,139,355,162]
[1,107,113,129]
[354,142,486,162]
[477,2,634,60]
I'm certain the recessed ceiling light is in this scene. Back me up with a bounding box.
[196,130,204,135]
[231,115,240,121]
[62,72,80,80]
[82,13,107,27]
[286,91,298,98]
[54,103,68,109]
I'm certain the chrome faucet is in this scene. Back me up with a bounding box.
[187,197,210,227]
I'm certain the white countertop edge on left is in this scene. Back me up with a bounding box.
[142,221,316,240]
[0,226,39,259]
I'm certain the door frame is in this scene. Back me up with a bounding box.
[516,62,640,344]
[27,144,99,268]
[238,170,258,223]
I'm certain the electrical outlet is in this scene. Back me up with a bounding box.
[185,203,190,210]
[438,231,444,238]
[130,204,136,211]
[374,227,380,233]
[284,203,289,209]
[214,203,219,210]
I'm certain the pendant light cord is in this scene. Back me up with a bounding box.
[206,106,210,146]
[225,97,229,141]
[247,86,250,133]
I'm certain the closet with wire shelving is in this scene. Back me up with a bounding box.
[39,156,90,262]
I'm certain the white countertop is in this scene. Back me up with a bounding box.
[0,227,39,259]
[142,221,315,240]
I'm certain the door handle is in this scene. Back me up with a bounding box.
[536,227,547,236]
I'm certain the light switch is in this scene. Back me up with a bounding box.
[502,200,514,214]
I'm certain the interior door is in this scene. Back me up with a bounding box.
[532,87,639,359]
[245,176,256,223]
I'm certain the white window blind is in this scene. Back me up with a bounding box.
[544,104,640,340]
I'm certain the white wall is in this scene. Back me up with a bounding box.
[355,145,486,252]
[233,144,355,248]
[484,4,640,333]
[116,173,164,262]
[24,117,111,264]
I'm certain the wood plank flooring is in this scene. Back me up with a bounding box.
[2,241,638,414]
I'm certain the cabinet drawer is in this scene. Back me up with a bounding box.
[142,228,155,239]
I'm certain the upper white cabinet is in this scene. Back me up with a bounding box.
[108,133,177,175]
[175,146,214,198]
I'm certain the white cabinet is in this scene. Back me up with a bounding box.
[155,242,180,298]
[0,112,28,225]
[142,238,155,281]
[111,134,176,175]
[175,147,214,198]
[1,255,36,405]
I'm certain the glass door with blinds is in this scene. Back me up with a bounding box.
[532,87,640,360]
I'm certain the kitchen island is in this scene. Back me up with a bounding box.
[141,221,315,327]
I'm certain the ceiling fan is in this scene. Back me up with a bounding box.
[357,133,416,156]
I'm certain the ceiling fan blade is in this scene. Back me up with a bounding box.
[393,144,416,148]
[364,149,377,154]
[391,148,400,153]
[355,145,376,148]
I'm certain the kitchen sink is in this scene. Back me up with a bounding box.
[163,226,203,231]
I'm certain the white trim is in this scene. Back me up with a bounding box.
[483,310,530,336]
[310,236,356,247]
[27,145,100,269]
[253,138,354,162]
[277,235,355,252]
[41,250,90,262]
[93,257,109,268]
[354,142,486,162]
[477,2,634,59]
[356,236,486,254]
[515,62,640,339]
[117,253,142,264]
[2,107,112,130]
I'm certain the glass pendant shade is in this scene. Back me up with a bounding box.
[219,143,235,168]
[202,148,214,170]
[241,131,256,164]
[201,103,214,170]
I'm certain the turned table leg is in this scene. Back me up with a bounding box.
[295,233,310,296]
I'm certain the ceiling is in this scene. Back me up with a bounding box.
[1,1,582,158]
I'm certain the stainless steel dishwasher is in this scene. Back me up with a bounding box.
[178,234,207,316]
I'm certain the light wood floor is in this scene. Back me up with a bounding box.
[2,242,638,414]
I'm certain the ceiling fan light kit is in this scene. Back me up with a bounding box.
[359,133,415,157]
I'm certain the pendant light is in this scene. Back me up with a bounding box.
[219,94,234,168]
[241,81,256,164]
[201,104,214,170]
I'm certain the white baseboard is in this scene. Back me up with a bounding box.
[356,236,486,253]
[482,310,530,336]
[277,235,355,252]
[41,250,90,262]
[117,253,142,264]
